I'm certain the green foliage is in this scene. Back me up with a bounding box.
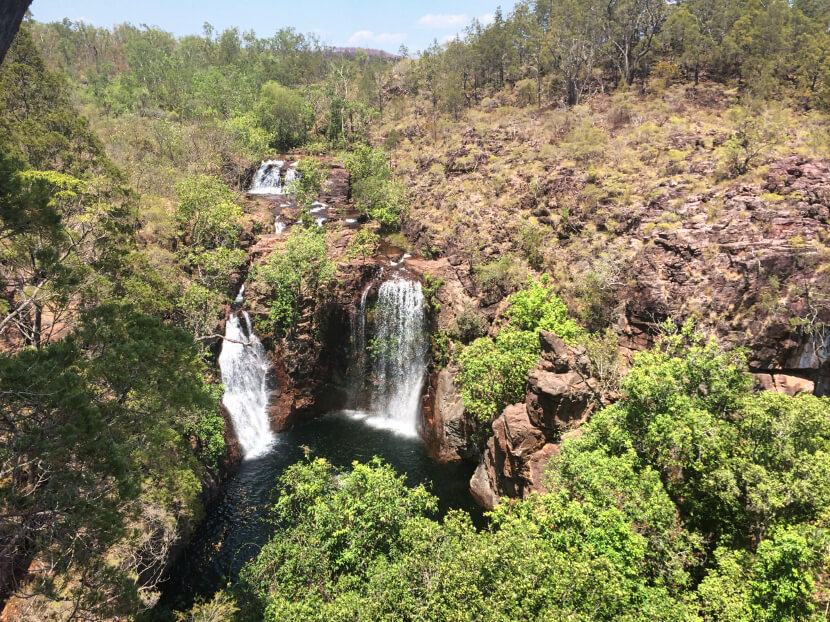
[174,591,240,622]
[175,174,242,250]
[222,113,271,157]
[226,329,829,622]
[189,247,247,293]
[345,228,380,262]
[517,221,547,270]
[421,272,445,313]
[452,303,489,343]
[255,225,335,333]
[351,176,409,230]
[717,106,782,177]
[238,457,700,621]
[506,276,585,343]
[456,275,586,425]
[288,158,327,208]
[473,255,527,305]
[178,283,225,343]
[344,145,407,230]
[239,458,437,615]
[457,326,540,423]
[342,144,390,183]
[255,81,312,150]
[186,380,226,469]
[0,305,213,617]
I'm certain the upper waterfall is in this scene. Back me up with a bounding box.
[249,159,286,195]
[218,294,275,458]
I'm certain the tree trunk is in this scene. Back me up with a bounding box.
[567,78,578,107]
[0,0,31,66]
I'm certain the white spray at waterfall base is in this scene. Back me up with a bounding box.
[218,307,275,458]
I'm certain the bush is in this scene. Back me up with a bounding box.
[717,106,781,178]
[474,255,527,306]
[351,176,409,230]
[457,326,540,424]
[255,81,312,150]
[288,158,327,207]
[515,78,537,107]
[345,228,380,262]
[452,304,489,343]
[344,145,408,230]
[255,225,335,333]
[343,144,390,183]
[175,174,242,250]
[506,275,584,343]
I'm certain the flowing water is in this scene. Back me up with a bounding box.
[249,159,288,195]
[363,277,429,435]
[161,277,478,610]
[218,303,274,458]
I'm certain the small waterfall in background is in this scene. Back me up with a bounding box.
[349,277,428,436]
[284,163,298,186]
[249,159,285,195]
[218,288,275,458]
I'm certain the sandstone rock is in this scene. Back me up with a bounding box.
[752,372,815,396]
[422,367,476,462]
[623,158,830,395]
[470,332,600,509]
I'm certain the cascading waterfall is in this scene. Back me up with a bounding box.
[249,159,285,195]
[351,277,428,436]
[218,290,275,458]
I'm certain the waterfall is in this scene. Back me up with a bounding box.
[351,277,428,436]
[218,296,275,458]
[249,160,285,195]
[284,164,298,186]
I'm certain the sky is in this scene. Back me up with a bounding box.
[29,0,503,54]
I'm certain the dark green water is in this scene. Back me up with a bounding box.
[160,409,480,611]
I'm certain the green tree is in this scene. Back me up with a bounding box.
[255,81,311,150]
[0,305,216,617]
[345,228,379,262]
[457,326,541,424]
[175,174,242,250]
[256,225,335,333]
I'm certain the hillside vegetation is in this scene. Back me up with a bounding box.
[0,0,828,619]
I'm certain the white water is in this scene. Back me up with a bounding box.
[274,219,286,235]
[249,160,285,195]
[218,302,275,458]
[352,278,428,436]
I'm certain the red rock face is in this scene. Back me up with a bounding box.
[470,331,600,510]
[422,367,477,462]
[623,157,830,394]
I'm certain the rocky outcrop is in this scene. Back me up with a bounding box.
[422,367,477,461]
[623,157,830,395]
[470,331,599,509]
